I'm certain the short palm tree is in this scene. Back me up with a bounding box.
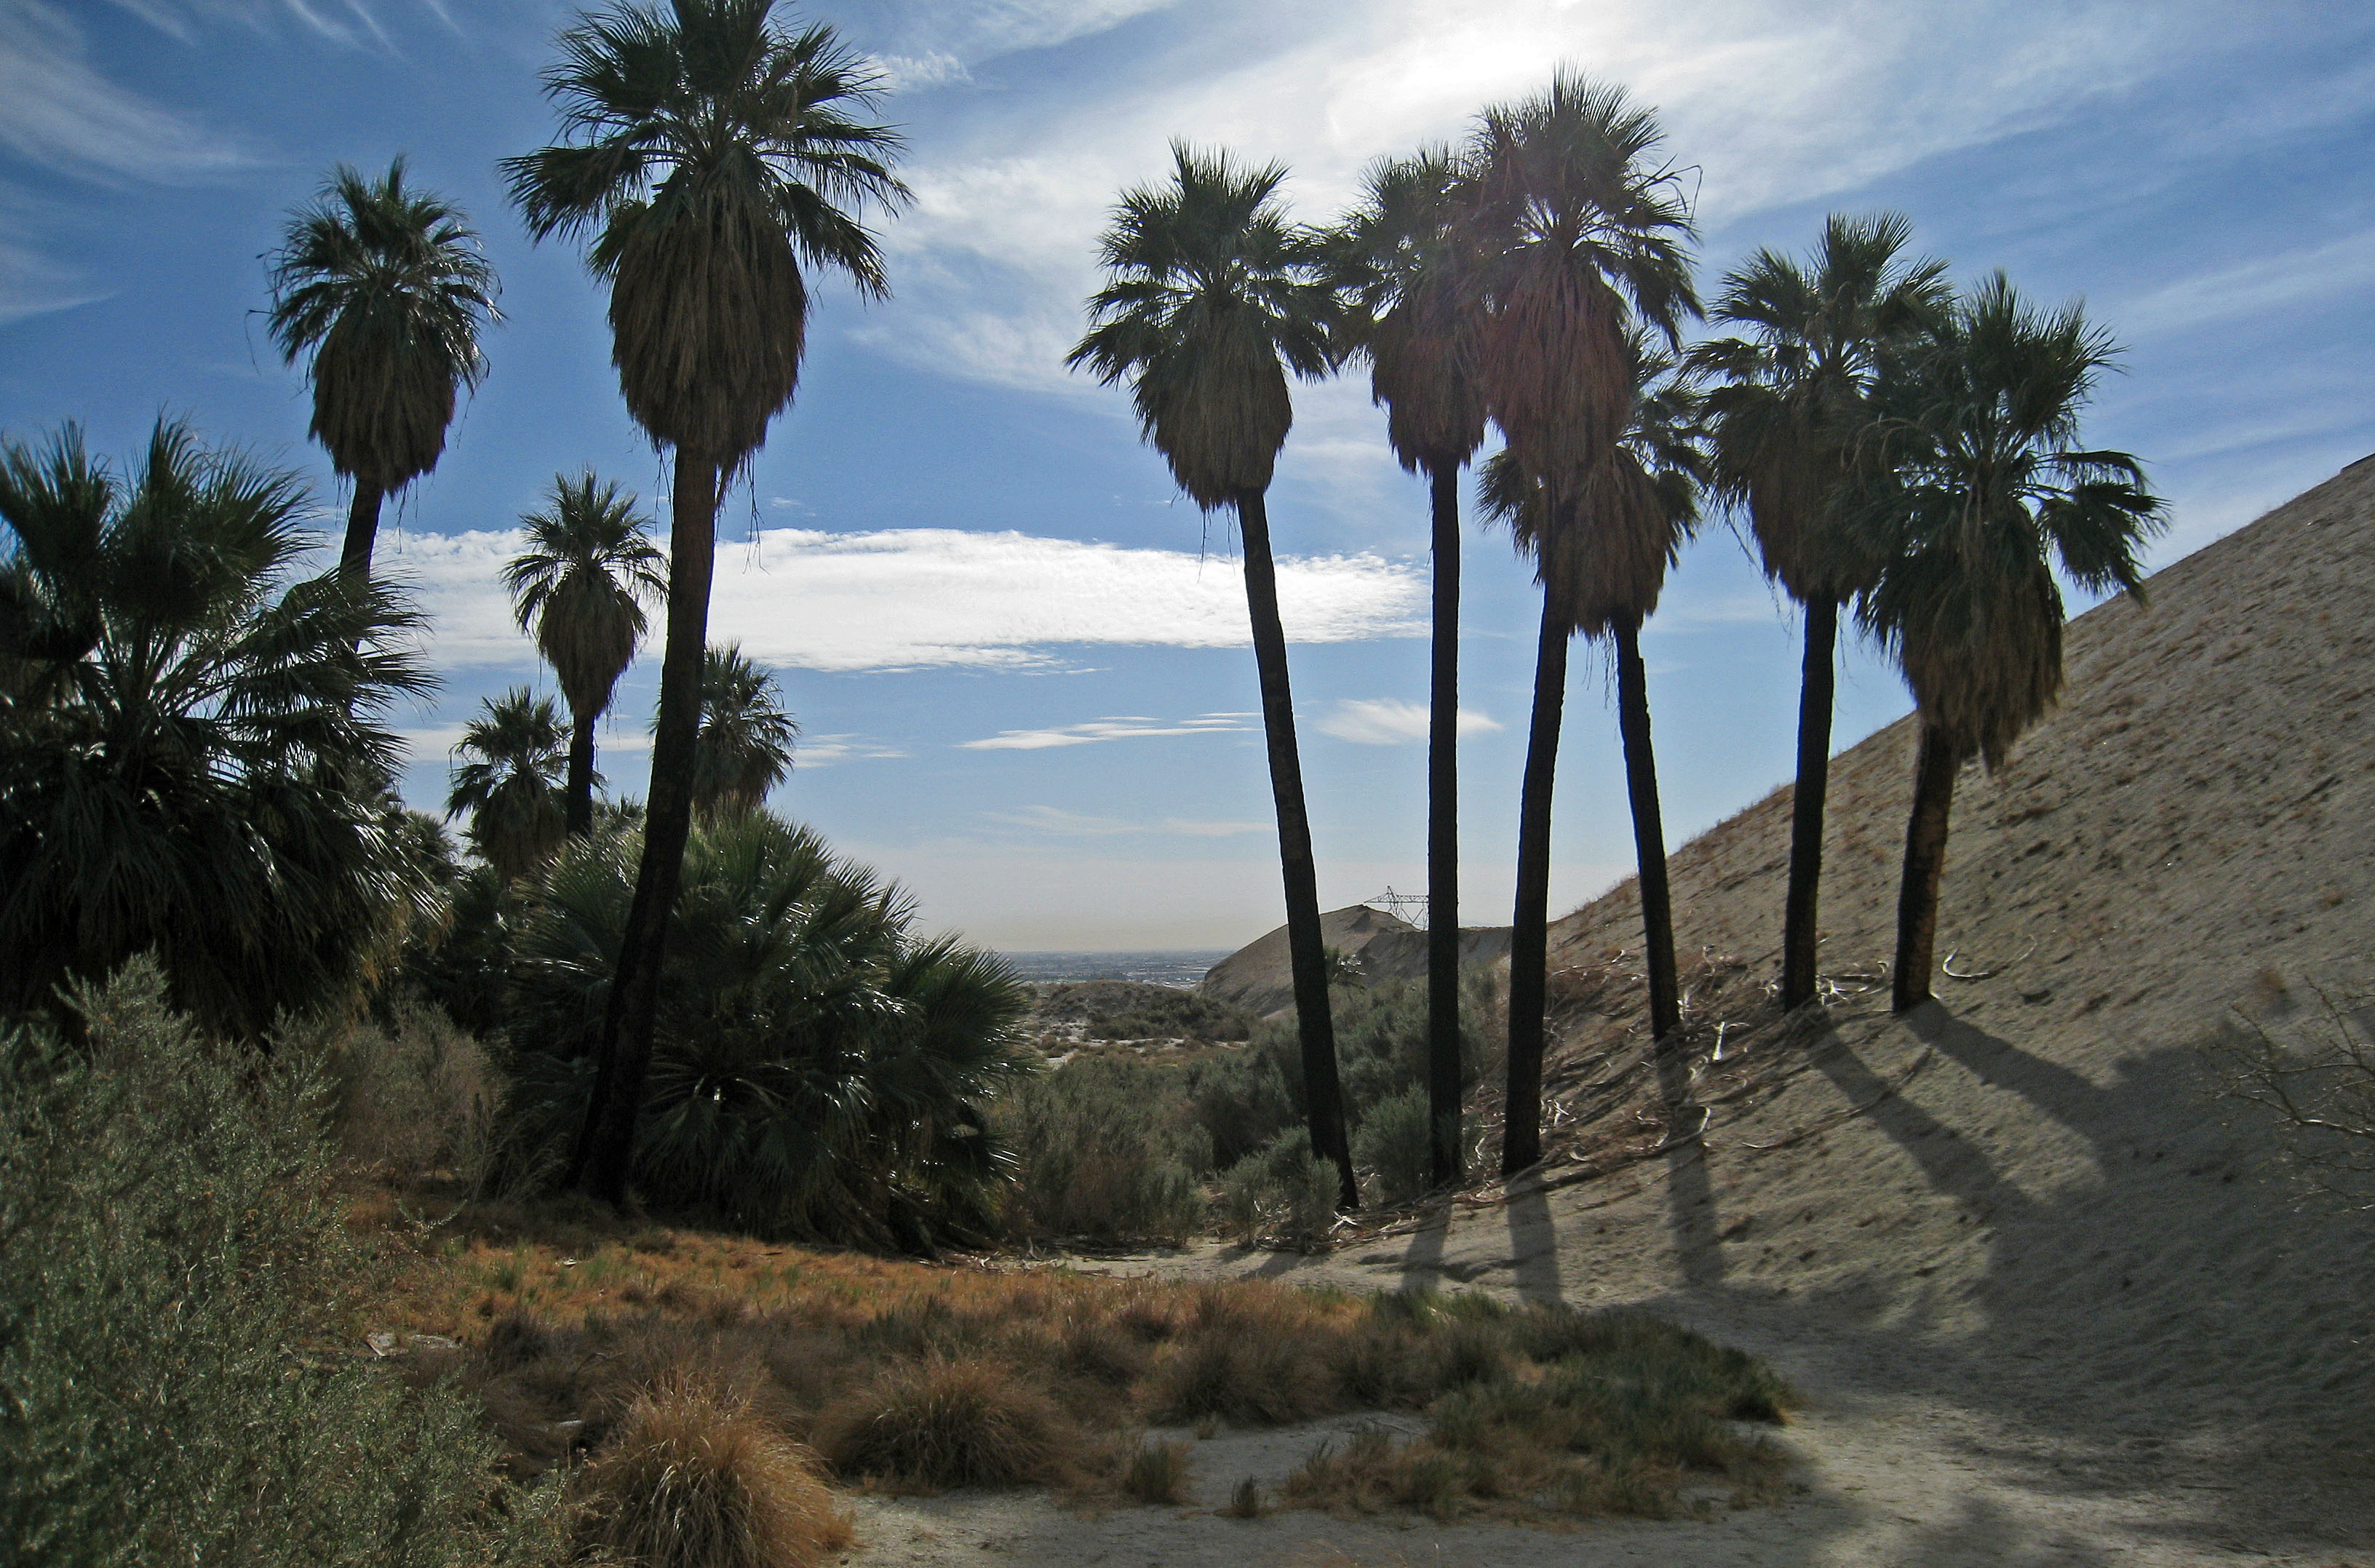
[1692,213,1950,1011]
[1459,73,1698,1175]
[266,158,499,581]
[504,0,908,1203]
[503,471,667,837]
[1332,146,1487,1189]
[686,642,797,820]
[1070,142,1358,1209]
[0,420,437,1037]
[1858,274,2163,1011]
[446,688,568,885]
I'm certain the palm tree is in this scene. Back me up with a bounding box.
[503,471,667,837]
[0,420,437,1037]
[266,158,500,581]
[445,688,568,885]
[687,642,797,820]
[504,0,908,1203]
[1480,340,1705,1132]
[1692,213,1950,1012]
[1070,142,1358,1209]
[1331,147,1488,1190]
[1858,274,2163,1012]
[1458,73,1698,1176]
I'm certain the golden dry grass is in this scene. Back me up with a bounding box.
[359,1187,1792,1524]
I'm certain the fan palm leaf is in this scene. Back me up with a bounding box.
[445,688,568,886]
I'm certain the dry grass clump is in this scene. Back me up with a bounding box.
[815,1356,1080,1490]
[367,1193,1792,1525]
[579,1375,851,1568]
[1123,1438,1195,1505]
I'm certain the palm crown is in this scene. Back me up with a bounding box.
[1332,147,1487,475]
[1463,71,1698,498]
[266,159,498,498]
[447,687,568,883]
[1069,142,1340,508]
[504,472,666,732]
[502,0,908,463]
[684,642,797,819]
[1692,212,1950,604]
[1858,273,2165,768]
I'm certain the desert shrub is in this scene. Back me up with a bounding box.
[580,1374,850,1568]
[998,1056,1208,1240]
[815,1356,1079,1489]
[506,813,1030,1249]
[1220,1127,1342,1247]
[0,961,565,1567]
[1352,1085,1434,1206]
[303,994,506,1186]
[2200,984,2375,1206]
[1123,1438,1193,1505]
[1033,980,1255,1043]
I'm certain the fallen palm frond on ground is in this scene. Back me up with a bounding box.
[364,1195,1794,1527]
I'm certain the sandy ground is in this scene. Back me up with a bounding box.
[836,456,2375,1565]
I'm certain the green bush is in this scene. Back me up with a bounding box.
[997,1056,1209,1241]
[1352,1085,1434,1206]
[0,960,565,1567]
[1221,1129,1341,1247]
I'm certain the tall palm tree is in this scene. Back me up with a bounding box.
[1692,213,1950,1011]
[0,419,437,1037]
[1331,147,1487,1189]
[1459,73,1698,1176]
[446,688,568,885]
[504,0,908,1203]
[685,642,797,819]
[1858,274,2163,1012]
[266,158,500,581]
[1070,142,1358,1209]
[503,471,667,837]
[1480,340,1705,1136]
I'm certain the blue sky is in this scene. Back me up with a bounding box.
[4,0,2371,950]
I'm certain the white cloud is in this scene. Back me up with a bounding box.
[872,50,970,91]
[959,713,1252,751]
[797,733,910,768]
[864,0,2199,395]
[0,2,252,180]
[1318,697,1503,746]
[383,527,1425,674]
[982,804,1268,837]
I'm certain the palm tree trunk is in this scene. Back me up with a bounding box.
[1780,596,1839,1011]
[1892,718,1960,1013]
[1615,619,1680,1041]
[569,451,720,1204]
[1237,489,1356,1211]
[340,484,383,581]
[1425,461,1463,1189]
[1503,580,1570,1178]
[565,709,599,838]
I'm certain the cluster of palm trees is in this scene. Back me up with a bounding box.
[1074,73,2164,1201]
[5,0,2165,1224]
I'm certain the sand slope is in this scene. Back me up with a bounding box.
[1095,455,2375,1563]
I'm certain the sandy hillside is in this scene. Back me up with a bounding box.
[857,457,2375,1567]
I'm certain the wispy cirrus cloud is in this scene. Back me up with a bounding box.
[982,804,1267,837]
[959,713,1252,751]
[383,527,1425,674]
[1318,698,1501,746]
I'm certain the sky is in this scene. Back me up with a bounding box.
[3,0,2372,952]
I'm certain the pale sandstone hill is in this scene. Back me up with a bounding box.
[1200,904,1418,1016]
[1148,455,2375,1561]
